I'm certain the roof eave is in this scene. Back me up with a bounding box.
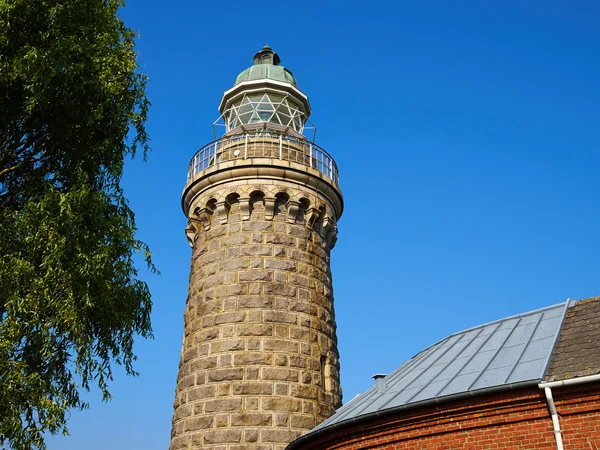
[287,379,541,450]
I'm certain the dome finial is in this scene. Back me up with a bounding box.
[253,45,281,66]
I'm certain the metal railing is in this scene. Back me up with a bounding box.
[187,131,339,185]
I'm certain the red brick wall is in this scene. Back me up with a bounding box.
[554,383,600,450]
[294,383,600,450]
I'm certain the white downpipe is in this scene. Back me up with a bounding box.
[543,387,564,450]
[538,373,600,450]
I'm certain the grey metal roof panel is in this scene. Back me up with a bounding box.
[312,301,570,433]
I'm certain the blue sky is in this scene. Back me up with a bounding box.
[47,1,599,448]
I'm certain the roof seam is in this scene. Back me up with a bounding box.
[468,317,523,391]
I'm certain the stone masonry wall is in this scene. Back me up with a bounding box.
[170,183,342,450]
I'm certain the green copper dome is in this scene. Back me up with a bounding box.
[234,45,297,87]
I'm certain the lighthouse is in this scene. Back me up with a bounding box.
[170,46,343,450]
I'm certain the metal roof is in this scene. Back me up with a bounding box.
[312,300,570,432]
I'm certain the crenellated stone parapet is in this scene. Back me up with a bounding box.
[185,184,339,250]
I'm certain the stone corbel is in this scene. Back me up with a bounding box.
[185,228,195,247]
[238,196,251,221]
[215,200,230,225]
[264,197,276,221]
[305,207,321,230]
[194,207,213,231]
[286,200,301,224]
[321,215,334,239]
[185,218,203,247]
[326,225,338,249]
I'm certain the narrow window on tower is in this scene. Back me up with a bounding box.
[320,355,327,392]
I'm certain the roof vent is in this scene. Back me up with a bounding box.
[372,374,387,394]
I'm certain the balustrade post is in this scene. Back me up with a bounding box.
[244,134,248,159]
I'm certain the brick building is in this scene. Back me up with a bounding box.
[287,296,600,450]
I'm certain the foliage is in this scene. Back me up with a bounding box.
[0,0,153,448]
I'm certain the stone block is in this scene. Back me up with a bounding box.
[274,354,288,366]
[290,414,315,429]
[183,416,213,431]
[274,271,287,283]
[248,283,262,294]
[196,328,219,342]
[190,356,217,371]
[217,383,231,396]
[215,284,247,298]
[187,385,216,401]
[242,221,273,231]
[247,310,262,322]
[220,258,249,271]
[290,384,313,399]
[233,382,273,396]
[215,414,229,428]
[233,352,273,366]
[219,354,232,367]
[246,367,259,380]
[263,283,296,297]
[290,328,310,341]
[244,429,259,442]
[273,298,290,310]
[239,270,273,282]
[273,246,286,257]
[230,413,272,427]
[247,338,261,350]
[274,413,289,427]
[203,250,225,264]
[262,367,299,382]
[288,225,310,238]
[222,325,235,338]
[222,298,236,310]
[207,368,244,382]
[261,397,301,412]
[275,383,289,396]
[265,234,296,246]
[210,339,245,353]
[204,397,243,413]
[222,234,248,247]
[214,311,246,325]
[238,296,273,308]
[263,339,299,353]
[250,257,263,268]
[203,429,242,444]
[183,347,196,362]
[240,245,272,256]
[237,324,273,336]
[289,249,311,263]
[196,300,221,316]
[264,258,296,271]
[289,273,310,287]
[264,310,297,325]
[260,429,300,443]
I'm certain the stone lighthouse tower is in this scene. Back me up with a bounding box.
[170,46,343,450]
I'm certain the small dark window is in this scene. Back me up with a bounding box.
[320,355,327,392]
